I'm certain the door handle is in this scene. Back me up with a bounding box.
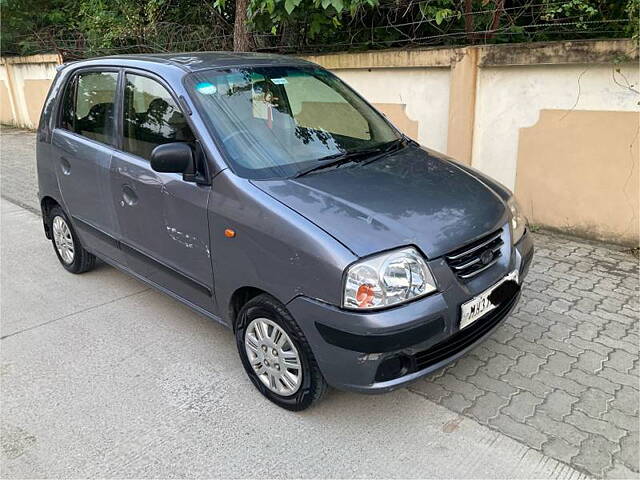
[122,185,138,206]
[60,157,71,175]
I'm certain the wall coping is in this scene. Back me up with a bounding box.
[1,39,633,69]
[0,54,61,65]
[300,39,638,69]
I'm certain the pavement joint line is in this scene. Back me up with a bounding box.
[0,287,151,340]
[0,194,41,216]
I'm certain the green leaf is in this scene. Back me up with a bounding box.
[433,8,452,25]
[266,0,275,13]
[321,0,331,9]
[283,0,304,14]
[331,0,343,13]
[284,0,296,14]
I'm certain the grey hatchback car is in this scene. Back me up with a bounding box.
[37,52,533,410]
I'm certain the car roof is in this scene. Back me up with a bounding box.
[64,51,316,73]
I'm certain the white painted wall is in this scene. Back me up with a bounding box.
[333,67,451,153]
[472,63,640,190]
[3,61,58,128]
[0,65,17,122]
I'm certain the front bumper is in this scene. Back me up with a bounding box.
[286,228,534,393]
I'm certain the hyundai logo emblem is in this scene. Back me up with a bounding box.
[479,249,494,265]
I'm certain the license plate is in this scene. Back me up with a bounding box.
[460,270,519,329]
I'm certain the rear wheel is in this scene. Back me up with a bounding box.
[49,206,96,274]
[235,294,328,411]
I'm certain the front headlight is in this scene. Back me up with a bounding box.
[343,247,437,310]
[507,196,527,244]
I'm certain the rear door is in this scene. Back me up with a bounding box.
[110,70,215,313]
[51,69,124,264]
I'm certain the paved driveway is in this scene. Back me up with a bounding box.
[1,127,638,478]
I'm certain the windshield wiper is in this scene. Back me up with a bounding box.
[293,138,408,179]
[359,137,407,166]
[293,157,358,179]
[293,147,381,178]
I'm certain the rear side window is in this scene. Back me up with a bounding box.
[59,75,76,131]
[123,74,195,160]
[59,71,118,145]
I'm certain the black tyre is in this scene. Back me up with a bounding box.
[235,294,328,411]
[49,206,96,274]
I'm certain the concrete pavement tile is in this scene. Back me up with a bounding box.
[0,198,147,338]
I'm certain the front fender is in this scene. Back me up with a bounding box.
[209,170,356,325]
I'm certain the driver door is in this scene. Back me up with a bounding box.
[110,71,215,313]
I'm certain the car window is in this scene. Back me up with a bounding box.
[123,74,195,160]
[186,67,399,179]
[59,75,76,131]
[283,75,370,140]
[59,71,118,145]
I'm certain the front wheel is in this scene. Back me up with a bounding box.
[235,294,328,411]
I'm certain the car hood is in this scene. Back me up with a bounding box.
[252,145,509,259]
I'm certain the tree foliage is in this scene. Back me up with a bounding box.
[1,0,636,58]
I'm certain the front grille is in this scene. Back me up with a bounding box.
[411,285,520,372]
[445,229,504,280]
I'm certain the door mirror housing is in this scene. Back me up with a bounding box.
[150,142,194,175]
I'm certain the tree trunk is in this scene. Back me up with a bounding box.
[464,0,475,44]
[233,0,252,52]
[485,0,505,40]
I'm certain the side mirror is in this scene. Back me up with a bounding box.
[150,142,194,175]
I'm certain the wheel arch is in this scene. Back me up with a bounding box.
[228,286,270,328]
[40,196,62,239]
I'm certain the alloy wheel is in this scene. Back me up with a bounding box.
[244,317,302,396]
[52,216,75,264]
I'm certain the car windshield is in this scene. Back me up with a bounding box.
[185,66,400,179]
